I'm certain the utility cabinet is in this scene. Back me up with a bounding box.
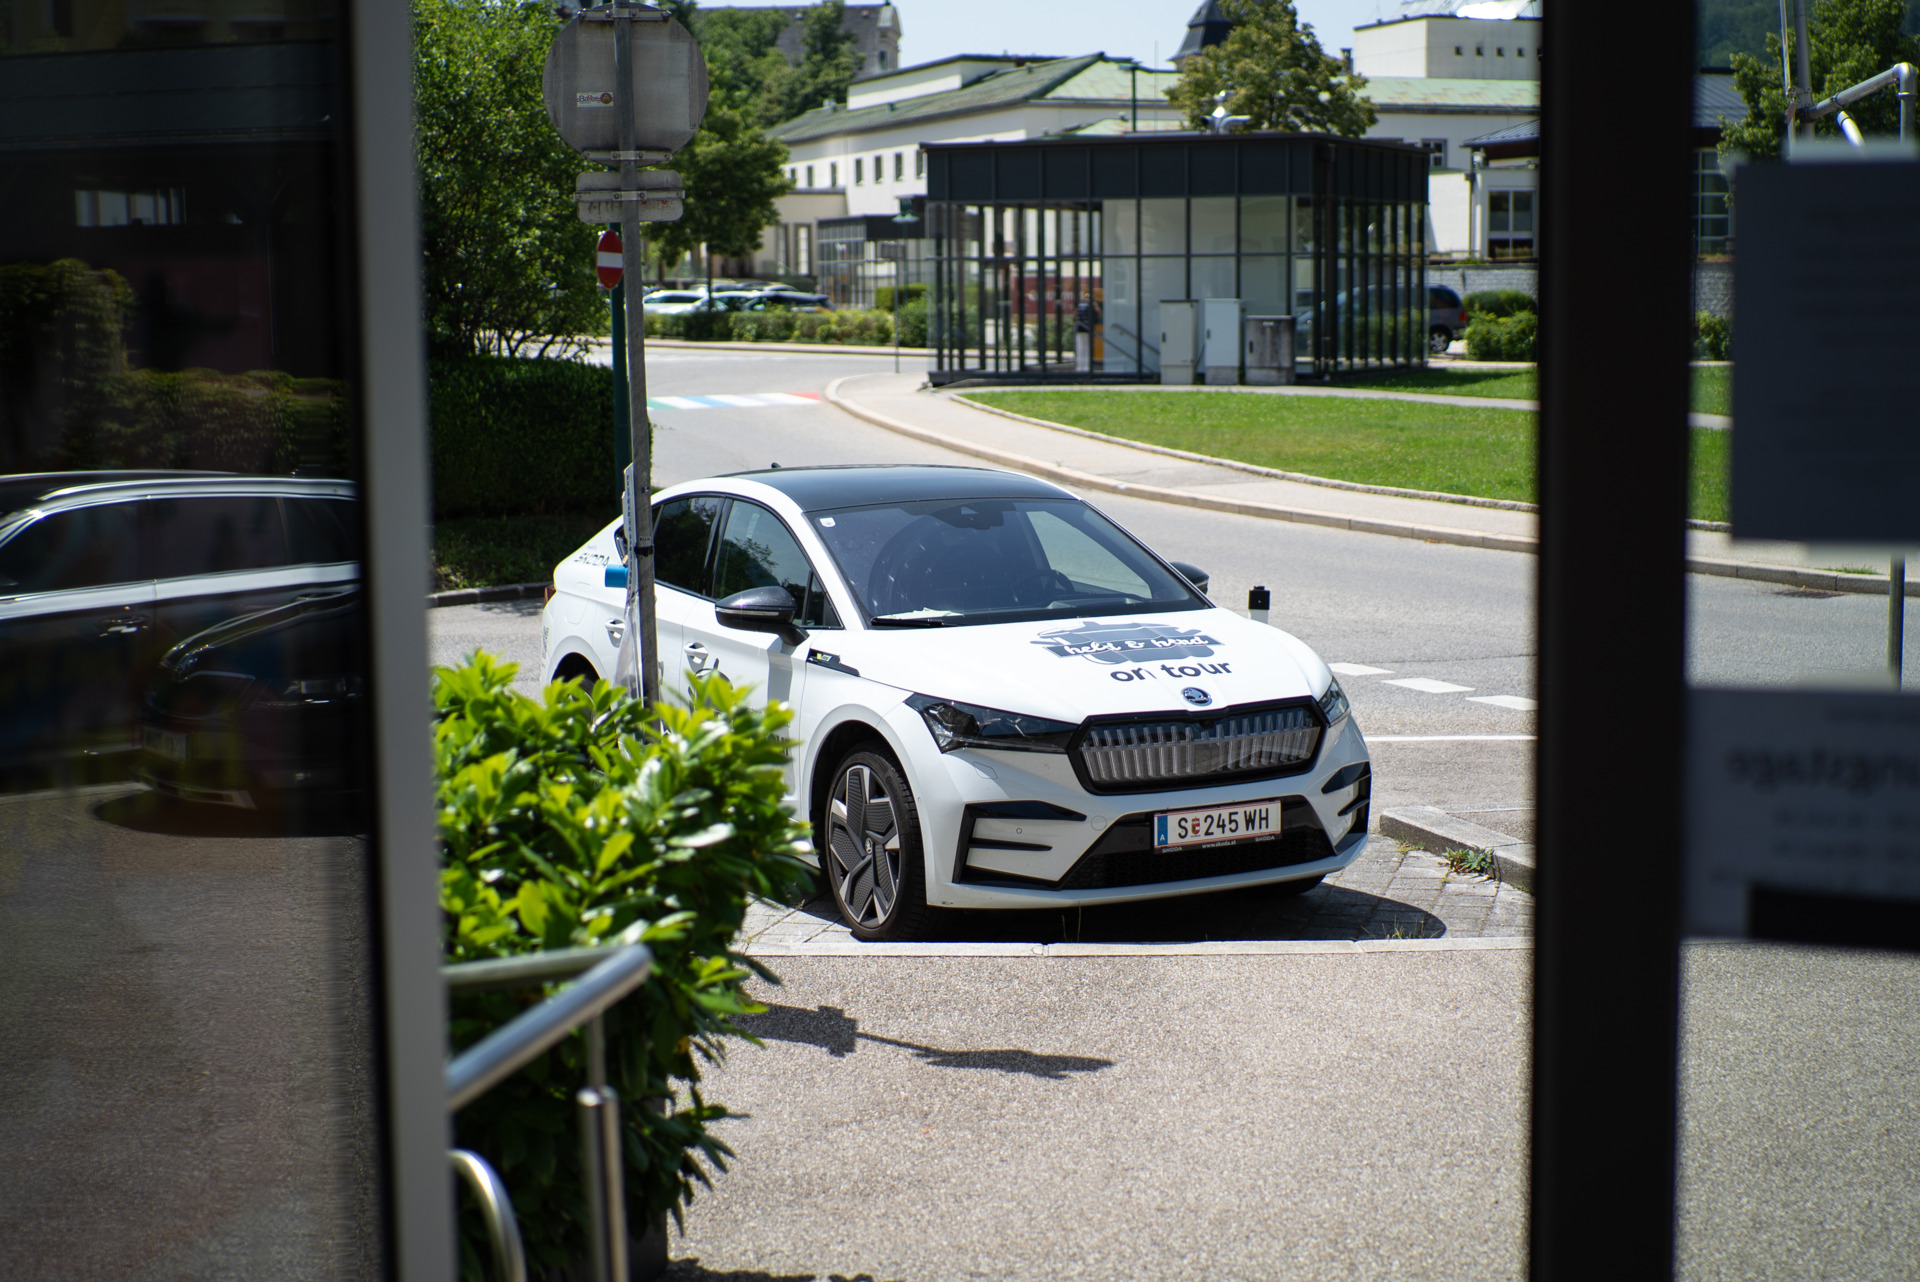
[1245,315,1296,385]
[1201,298,1244,385]
[1159,300,1197,385]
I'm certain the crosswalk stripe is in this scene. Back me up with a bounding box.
[1467,695,1538,711]
[646,391,824,411]
[651,396,707,410]
[1383,677,1475,694]
[1329,662,1393,676]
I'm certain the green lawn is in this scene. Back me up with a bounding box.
[1337,365,1733,416]
[432,508,618,591]
[970,389,1731,522]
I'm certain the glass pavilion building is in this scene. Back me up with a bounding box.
[922,132,1430,384]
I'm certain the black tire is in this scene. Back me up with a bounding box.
[1428,326,1452,355]
[822,745,934,941]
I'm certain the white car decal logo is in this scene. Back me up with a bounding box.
[1033,620,1223,665]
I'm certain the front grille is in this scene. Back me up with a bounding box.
[1073,704,1321,792]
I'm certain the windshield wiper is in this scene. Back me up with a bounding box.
[869,615,947,627]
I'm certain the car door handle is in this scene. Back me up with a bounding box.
[684,642,715,672]
[606,617,626,647]
[97,613,150,636]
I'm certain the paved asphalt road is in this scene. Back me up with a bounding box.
[437,348,1910,818]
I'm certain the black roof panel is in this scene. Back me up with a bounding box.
[727,464,1071,511]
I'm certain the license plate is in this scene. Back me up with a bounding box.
[1154,799,1283,849]
[143,727,187,762]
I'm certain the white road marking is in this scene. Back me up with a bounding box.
[751,391,820,405]
[1368,734,1536,742]
[707,393,775,407]
[1383,677,1475,694]
[1329,662,1394,676]
[1467,695,1538,711]
[654,395,707,410]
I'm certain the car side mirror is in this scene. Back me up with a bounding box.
[715,586,807,646]
[1169,561,1210,595]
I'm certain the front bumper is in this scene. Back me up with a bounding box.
[887,704,1372,910]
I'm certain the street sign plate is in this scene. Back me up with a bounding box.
[597,230,622,288]
[574,169,685,225]
[542,9,708,156]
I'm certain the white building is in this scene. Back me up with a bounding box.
[755,54,1181,295]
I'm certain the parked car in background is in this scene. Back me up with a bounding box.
[1429,285,1468,354]
[0,472,359,772]
[542,465,1370,941]
[138,587,365,809]
[741,291,833,312]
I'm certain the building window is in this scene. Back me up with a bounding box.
[915,150,925,177]
[1475,46,1483,56]
[796,224,813,274]
[855,158,863,184]
[1516,46,1526,56]
[878,51,888,70]
[1694,148,1731,255]
[805,164,815,187]
[894,152,904,180]
[1496,47,1504,56]
[75,188,187,226]
[1487,190,1535,260]
[1454,45,1462,55]
[830,161,838,187]
[1417,139,1448,168]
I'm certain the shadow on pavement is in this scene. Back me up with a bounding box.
[91,788,368,840]
[777,878,1447,945]
[739,1003,1114,1081]
[663,1266,890,1282]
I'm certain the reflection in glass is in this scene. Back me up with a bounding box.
[1,3,385,1274]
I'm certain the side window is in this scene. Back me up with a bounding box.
[712,501,823,621]
[284,497,361,564]
[653,495,722,594]
[0,504,141,593]
[146,495,290,579]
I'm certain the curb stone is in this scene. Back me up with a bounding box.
[1380,805,1536,895]
[827,375,1914,598]
[427,582,547,609]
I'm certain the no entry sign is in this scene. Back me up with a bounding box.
[596,230,622,288]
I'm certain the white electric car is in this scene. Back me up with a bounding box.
[541,466,1371,940]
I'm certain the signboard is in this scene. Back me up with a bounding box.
[542,8,709,157]
[1686,687,1920,948]
[575,169,684,224]
[596,230,622,288]
[1731,160,1920,542]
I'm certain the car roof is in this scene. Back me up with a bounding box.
[0,471,355,518]
[719,464,1073,512]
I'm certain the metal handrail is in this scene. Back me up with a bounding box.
[445,944,653,1112]
[444,943,654,1282]
[450,1149,529,1282]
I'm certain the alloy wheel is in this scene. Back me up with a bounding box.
[828,762,903,929]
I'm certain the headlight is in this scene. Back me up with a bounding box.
[1318,677,1350,726]
[905,694,1075,754]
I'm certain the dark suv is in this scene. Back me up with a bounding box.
[0,472,359,771]
[1429,286,1469,354]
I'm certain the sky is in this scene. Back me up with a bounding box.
[712,1,1397,71]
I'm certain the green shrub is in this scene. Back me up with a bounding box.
[429,354,614,520]
[1463,289,1535,319]
[1693,310,1732,361]
[874,283,927,311]
[676,310,734,342]
[727,310,799,343]
[436,657,812,1279]
[1465,310,1537,361]
[895,297,928,347]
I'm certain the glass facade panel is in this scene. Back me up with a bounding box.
[1192,256,1236,302]
[1139,198,1186,255]
[1240,256,1289,318]
[1104,255,1141,373]
[1191,197,1235,253]
[1240,195,1290,254]
[2,8,389,1274]
[1140,257,1187,374]
[1104,198,1139,255]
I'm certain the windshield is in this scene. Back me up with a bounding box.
[809,497,1205,627]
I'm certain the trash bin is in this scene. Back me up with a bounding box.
[1245,315,1296,386]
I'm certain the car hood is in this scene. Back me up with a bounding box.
[819,608,1332,721]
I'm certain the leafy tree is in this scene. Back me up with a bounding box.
[772,0,862,122]
[1169,0,1376,137]
[687,5,796,125]
[1722,0,1920,160]
[650,105,793,291]
[414,0,601,358]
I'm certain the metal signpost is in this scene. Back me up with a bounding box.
[544,2,707,708]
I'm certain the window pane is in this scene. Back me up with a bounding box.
[1028,508,1153,597]
[712,501,814,610]
[0,504,141,592]
[284,498,361,565]
[1139,198,1185,255]
[1239,195,1289,254]
[1240,256,1288,317]
[146,496,289,578]
[1190,196,1234,253]
[653,495,722,594]
[1192,256,1235,301]
[1102,198,1137,256]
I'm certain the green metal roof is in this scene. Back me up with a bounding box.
[1360,77,1540,110]
[768,55,1171,144]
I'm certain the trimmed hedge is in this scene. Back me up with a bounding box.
[1694,310,1732,361]
[648,307,900,346]
[430,355,614,520]
[1463,289,1535,319]
[1465,310,1537,361]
